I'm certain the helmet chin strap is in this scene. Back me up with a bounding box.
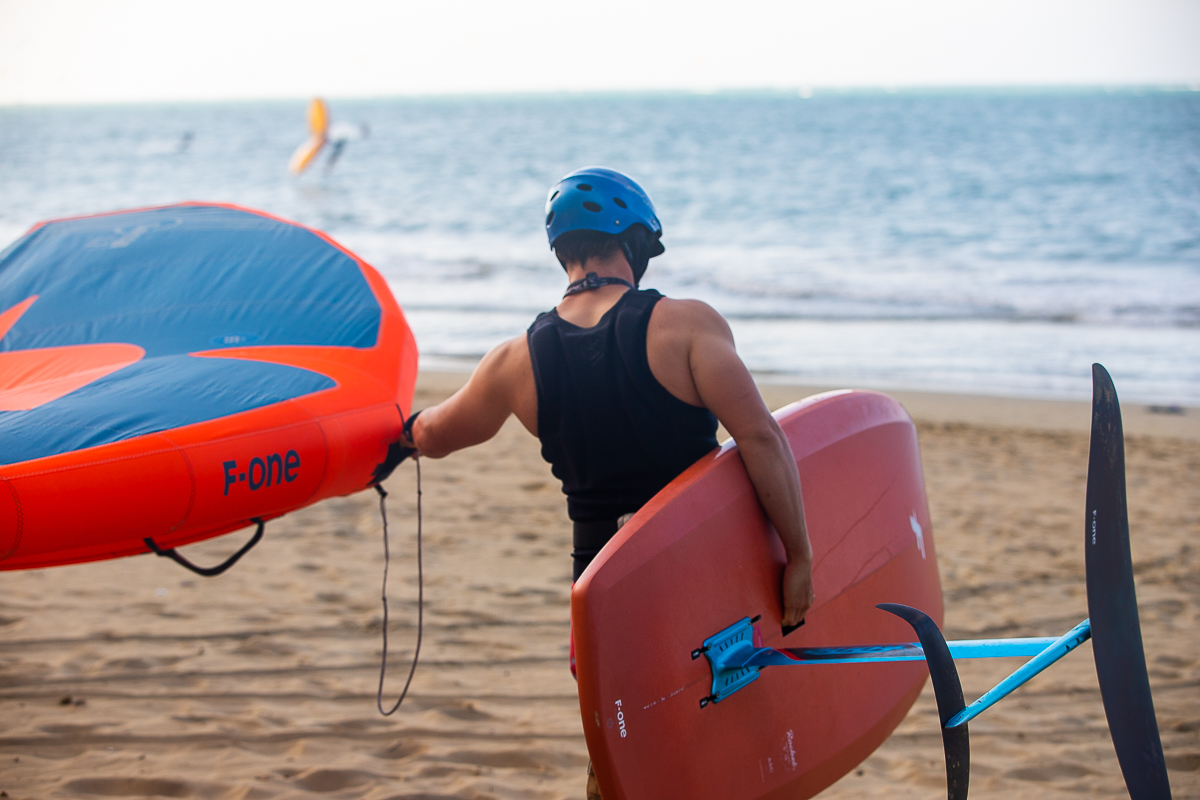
[622,243,647,286]
[620,227,655,286]
[563,272,635,298]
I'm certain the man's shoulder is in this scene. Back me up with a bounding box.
[649,295,729,330]
[491,333,532,364]
[469,333,532,390]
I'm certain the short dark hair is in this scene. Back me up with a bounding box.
[553,229,622,268]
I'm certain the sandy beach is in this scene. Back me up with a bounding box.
[1,372,1196,799]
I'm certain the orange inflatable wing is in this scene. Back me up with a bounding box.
[0,202,418,571]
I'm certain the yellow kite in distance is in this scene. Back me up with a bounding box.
[288,98,330,174]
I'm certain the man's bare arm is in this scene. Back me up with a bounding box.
[410,335,537,458]
[650,299,815,627]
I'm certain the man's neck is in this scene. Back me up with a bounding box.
[557,252,636,329]
[562,251,636,286]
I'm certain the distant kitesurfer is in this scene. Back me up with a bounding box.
[288,99,330,174]
[323,122,370,173]
[288,98,369,175]
[395,167,814,798]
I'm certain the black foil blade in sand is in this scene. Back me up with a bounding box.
[1086,363,1171,799]
[878,603,969,800]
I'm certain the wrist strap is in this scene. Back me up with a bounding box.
[402,409,422,443]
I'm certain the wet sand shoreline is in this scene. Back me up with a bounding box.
[1,372,1196,798]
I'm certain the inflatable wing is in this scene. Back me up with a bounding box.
[0,203,418,571]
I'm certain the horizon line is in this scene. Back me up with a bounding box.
[3,82,1199,110]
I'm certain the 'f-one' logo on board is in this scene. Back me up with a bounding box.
[223,450,301,496]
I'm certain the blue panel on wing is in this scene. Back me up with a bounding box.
[0,205,380,356]
[0,355,335,466]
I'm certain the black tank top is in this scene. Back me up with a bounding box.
[527,289,719,529]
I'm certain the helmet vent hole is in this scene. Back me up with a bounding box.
[577,183,593,191]
[582,201,602,213]
[549,190,559,201]
[546,210,555,225]
[613,197,628,209]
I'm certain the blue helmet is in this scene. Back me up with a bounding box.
[544,167,665,259]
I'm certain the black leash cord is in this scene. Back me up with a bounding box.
[375,456,423,715]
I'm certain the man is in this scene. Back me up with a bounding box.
[400,167,814,796]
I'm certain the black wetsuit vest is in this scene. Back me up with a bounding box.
[527,289,718,579]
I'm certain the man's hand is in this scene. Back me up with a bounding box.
[781,554,815,629]
[370,410,420,485]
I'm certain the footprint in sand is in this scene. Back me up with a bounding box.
[1006,763,1094,781]
[291,768,378,792]
[443,749,552,770]
[102,656,182,670]
[1165,753,1200,772]
[38,724,109,736]
[374,740,427,760]
[62,778,190,797]
[437,701,494,721]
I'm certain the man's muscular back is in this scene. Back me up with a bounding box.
[411,248,813,627]
[413,252,737,448]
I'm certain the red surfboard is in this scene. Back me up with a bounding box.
[572,390,943,800]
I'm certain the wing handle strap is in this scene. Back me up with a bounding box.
[143,518,265,577]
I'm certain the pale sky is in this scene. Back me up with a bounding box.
[1,0,1198,104]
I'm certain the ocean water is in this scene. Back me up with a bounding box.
[1,90,1198,404]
